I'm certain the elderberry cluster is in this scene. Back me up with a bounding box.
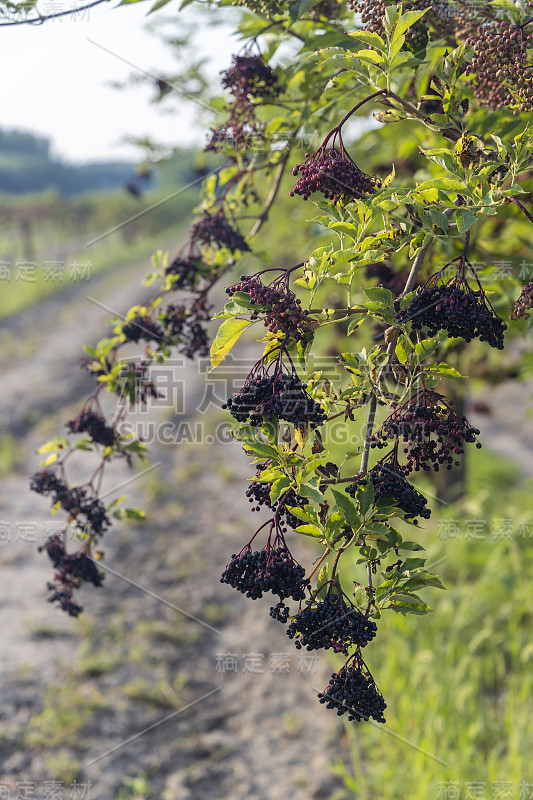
[30,470,111,535]
[122,314,163,344]
[190,211,250,253]
[465,22,533,111]
[290,148,378,203]
[246,479,309,532]
[352,0,467,42]
[40,534,103,617]
[221,54,280,101]
[207,53,279,153]
[318,662,386,723]
[231,0,284,16]
[510,281,533,321]
[346,463,431,522]
[164,253,206,290]
[223,372,327,427]
[396,284,506,349]
[286,589,377,655]
[227,275,313,342]
[160,297,212,359]
[220,545,310,601]
[67,409,116,448]
[371,391,481,474]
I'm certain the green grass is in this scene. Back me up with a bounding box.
[330,448,533,799]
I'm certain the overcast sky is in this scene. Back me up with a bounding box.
[1,0,237,164]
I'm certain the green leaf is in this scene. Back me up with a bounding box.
[270,476,291,506]
[125,508,146,521]
[414,336,440,361]
[388,598,432,615]
[331,488,361,528]
[296,524,323,538]
[395,335,410,364]
[243,441,279,460]
[287,506,317,525]
[425,362,466,379]
[210,318,253,370]
[455,208,477,235]
[357,481,375,515]
[391,7,429,40]
[349,30,386,51]
[355,49,386,66]
[375,578,397,604]
[317,564,329,591]
[300,476,323,504]
[363,286,394,307]
[347,317,365,336]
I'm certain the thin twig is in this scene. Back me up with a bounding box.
[248,151,291,239]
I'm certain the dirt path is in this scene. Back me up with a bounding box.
[0,259,347,799]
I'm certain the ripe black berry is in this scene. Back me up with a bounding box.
[371,387,481,474]
[346,457,431,522]
[227,273,314,343]
[290,147,378,204]
[318,658,386,723]
[223,370,327,427]
[286,585,377,654]
[221,544,309,601]
[190,210,250,253]
[396,281,506,350]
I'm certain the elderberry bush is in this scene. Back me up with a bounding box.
[286,588,377,654]
[223,372,327,427]
[318,662,387,723]
[371,389,481,474]
[396,284,506,349]
[290,148,378,203]
[346,462,431,522]
[221,545,310,601]
[227,274,314,342]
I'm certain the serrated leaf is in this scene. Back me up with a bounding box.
[415,336,440,360]
[210,318,253,370]
[296,524,323,538]
[357,480,375,515]
[347,316,365,335]
[395,335,410,364]
[391,6,429,40]
[363,286,394,307]
[388,598,432,615]
[455,208,477,235]
[425,362,466,379]
[270,476,291,506]
[331,488,361,528]
[287,506,316,525]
